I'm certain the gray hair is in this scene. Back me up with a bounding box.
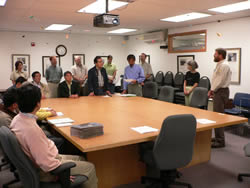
[187,60,198,70]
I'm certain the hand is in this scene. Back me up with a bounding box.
[89,92,95,96]
[108,79,113,83]
[42,95,46,99]
[70,94,79,98]
[208,90,214,98]
[49,110,57,117]
[106,91,112,96]
[141,82,144,86]
[131,80,137,84]
[70,176,76,183]
[184,90,187,95]
[121,90,127,95]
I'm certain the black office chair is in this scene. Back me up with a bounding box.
[140,114,197,188]
[189,87,208,109]
[158,86,175,103]
[155,71,164,87]
[142,81,158,99]
[163,71,174,86]
[174,72,185,91]
[238,142,250,182]
[0,126,88,188]
[198,76,211,90]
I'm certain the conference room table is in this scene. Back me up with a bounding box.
[42,96,248,188]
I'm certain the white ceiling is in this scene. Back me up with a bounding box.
[0,0,250,35]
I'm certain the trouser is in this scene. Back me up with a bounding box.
[80,85,89,96]
[184,86,194,106]
[213,88,229,144]
[107,83,115,94]
[128,84,142,96]
[47,82,59,98]
[40,155,98,188]
[95,88,106,96]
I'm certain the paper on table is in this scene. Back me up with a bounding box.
[56,112,64,116]
[131,126,159,134]
[117,93,136,97]
[103,95,111,98]
[197,119,216,124]
[48,118,74,124]
[54,123,73,127]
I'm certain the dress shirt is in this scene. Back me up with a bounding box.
[97,69,104,87]
[32,81,50,98]
[45,66,63,84]
[10,70,28,81]
[71,64,88,86]
[140,62,153,77]
[123,64,145,90]
[104,63,117,76]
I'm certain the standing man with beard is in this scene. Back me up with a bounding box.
[208,48,232,148]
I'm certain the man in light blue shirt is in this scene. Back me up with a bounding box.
[122,54,145,96]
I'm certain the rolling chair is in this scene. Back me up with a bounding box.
[142,81,158,99]
[225,93,250,116]
[158,86,175,103]
[155,71,164,87]
[198,76,211,90]
[189,87,209,109]
[140,114,197,188]
[238,142,250,182]
[163,71,174,87]
[174,72,185,104]
[0,126,88,188]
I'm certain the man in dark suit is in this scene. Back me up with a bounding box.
[58,71,80,98]
[88,56,111,96]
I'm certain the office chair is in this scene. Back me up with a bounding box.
[238,142,250,182]
[140,114,197,188]
[158,86,175,103]
[174,72,185,91]
[163,71,174,86]
[142,81,158,99]
[189,87,208,109]
[155,71,164,87]
[225,93,250,116]
[198,76,211,90]
[0,126,88,188]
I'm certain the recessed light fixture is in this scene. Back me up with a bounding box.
[45,24,72,31]
[78,0,128,14]
[108,28,137,34]
[0,0,7,6]
[161,12,211,22]
[208,1,250,13]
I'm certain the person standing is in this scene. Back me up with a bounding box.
[45,56,63,98]
[103,55,117,94]
[71,56,88,96]
[184,60,200,106]
[122,54,145,96]
[10,61,28,84]
[140,53,153,83]
[31,71,49,99]
[88,56,111,96]
[208,48,232,148]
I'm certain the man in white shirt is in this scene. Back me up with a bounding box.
[140,53,153,83]
[31,71,49,99]
[71,56,88,96]
[208,48,232,148]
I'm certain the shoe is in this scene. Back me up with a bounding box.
[211,138,217,142]
[212,141,225,148]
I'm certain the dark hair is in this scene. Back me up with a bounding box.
[107,55,113,59]
[15,77,27,85]
[17,84,41,113]
[64,71,72,77]
[141,53,147,56]
[216,48,227,59]
[32,71,41,78]
[187,60,199,70]
[15,61,23,70]
[3,88,18,108]
[94,56,102,64]
[49,56,56,61]
[127,54,136,61]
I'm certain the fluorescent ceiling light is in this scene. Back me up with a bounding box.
[108,28,137,34]
[209,1,250,13]
[161,12,211,22]
[0,0,7,6]
[78,0,128,14]
[45,24,72,31]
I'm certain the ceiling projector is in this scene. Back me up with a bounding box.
[94,14,120,28]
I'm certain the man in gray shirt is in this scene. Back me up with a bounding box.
[45,56,63,98]
[140,53,153,83]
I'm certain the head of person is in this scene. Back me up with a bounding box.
[94,56,104,69]
[74,56,82,66]
[214,48,227,62]
[107,55,113,64]
[3,88,18,111]
[50,56,57,66]
[140,53,147,63]
[127,54,136,66]
[187,60,199,71]
[17,84,41,114]
[15,61,23,71]
[32,71,41,84]
[15,77,27,88]
[64,71,73,83]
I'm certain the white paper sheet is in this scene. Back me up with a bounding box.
[56,112,64,116]
[116,93,136,97]
[197,119,216,124]
[48,118,74,124]
[131,126,159,134]
[54,123,73,127]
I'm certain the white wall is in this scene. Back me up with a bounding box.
[127,17,250,98]
[0,31,127,89]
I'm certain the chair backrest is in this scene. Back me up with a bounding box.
[147,74,155,82]
[158,86,175,103]
[142,81,158,99]
[190,87,208,109]
[0,126,40,188]
[155,71,164,86]
[153,114,196,170]
[233,93,250,109]
[174,72,184,89]
[163,71,174,86]
[198,76,211,90]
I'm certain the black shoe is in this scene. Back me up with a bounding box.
[211,138,217,142]
[212,141,225,148]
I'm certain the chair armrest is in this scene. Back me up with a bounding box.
[51,162,76,175]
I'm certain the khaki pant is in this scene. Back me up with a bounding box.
[40,155,98,188]
[48,82,59,98]
[213,88,229,144]
[184,86,194,106]
[128,84,142,96]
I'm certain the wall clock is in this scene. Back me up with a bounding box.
[56,45,67,57]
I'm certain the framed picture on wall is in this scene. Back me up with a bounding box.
[72,54,85,65]
[11,54,30,77]
[177,55,195,74]
[139,55,151,64]
[42,56,61,77]
[225,48,241,85]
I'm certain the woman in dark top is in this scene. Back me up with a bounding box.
[184,60,200,106]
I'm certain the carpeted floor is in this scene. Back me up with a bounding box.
[1,132,250,188]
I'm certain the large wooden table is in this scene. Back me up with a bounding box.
[42,96,247,188]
